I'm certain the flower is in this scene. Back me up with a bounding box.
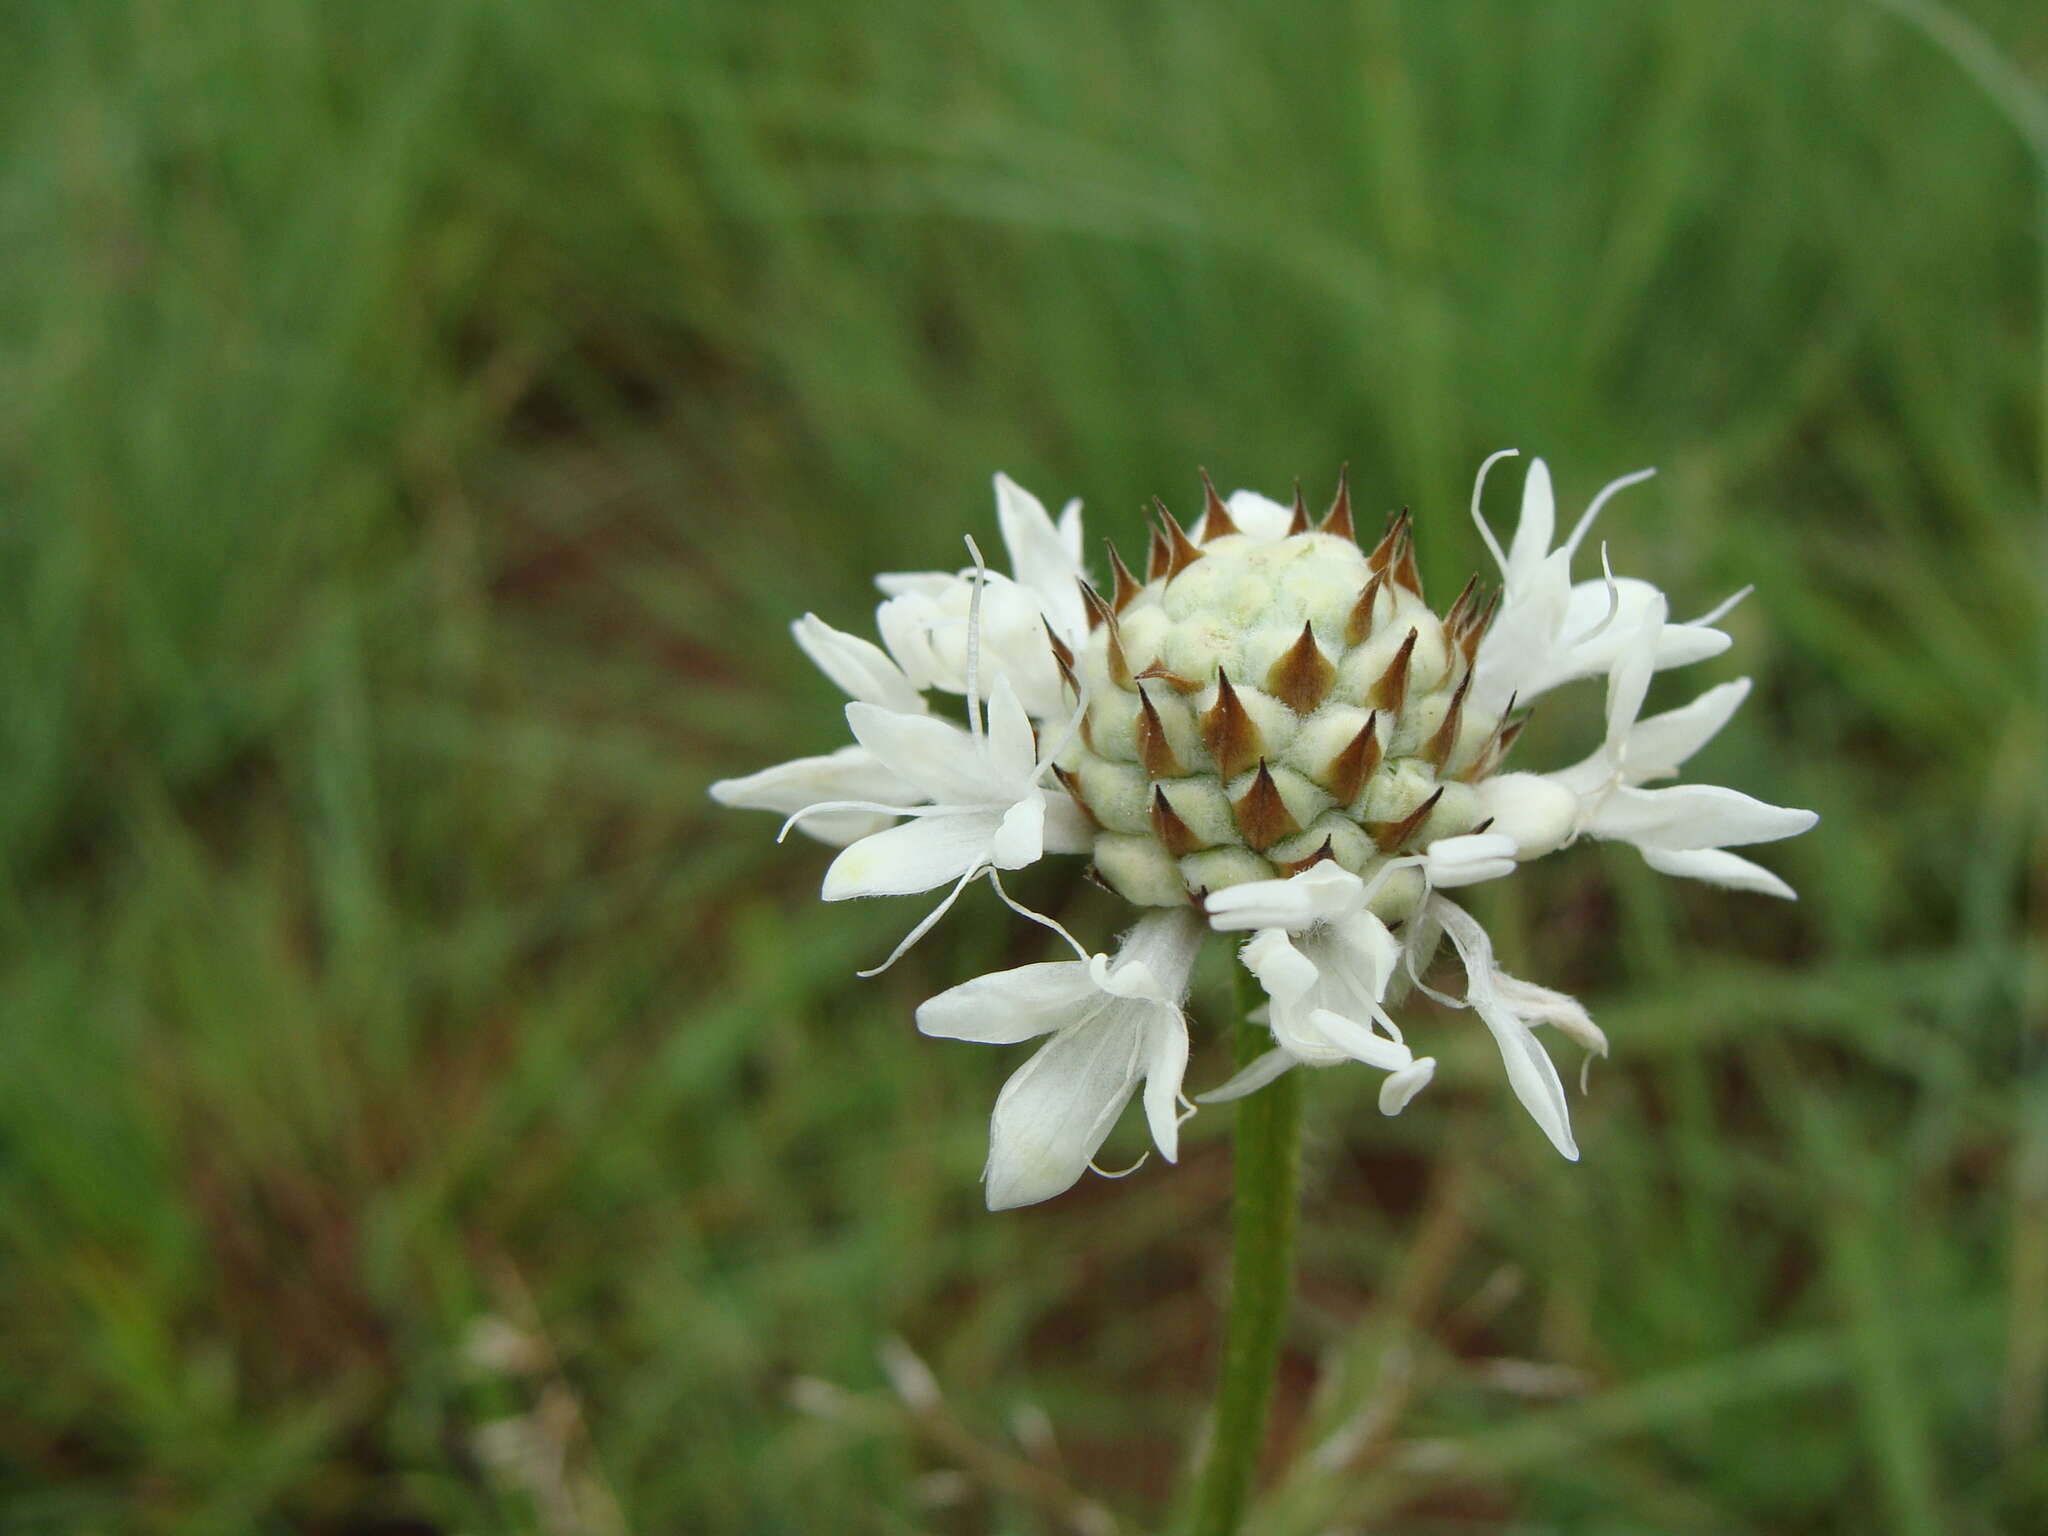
[1424,895,1609,1159]
[710,460,1818,1203]
[1467,452,1740,718]
[916,909,1203,1209]
[1477,591,1817,896]
[1203,863,1437,1116]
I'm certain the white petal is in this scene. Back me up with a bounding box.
[1506,459,1556,584]
[874,575,1070,720]
[1432,899,1579,1160]
[1197,1048,1301,1103]
[1304,1007,1412,1071]
[1140,1014,1191,1161]
[1601,593,1666,758]
[708,746,919,845]
[1040,794,1096,855]
[1622,679,1751,782]
[1424,831,1518,887]
[1494,974,1608,1055]
[874,571,958,599]
[844,703,986,805]
[983,676,1038,778]
[1241,930,1320,1014]
[1490,1019,1578,1160]
[1205,862,1365,932]
[1378,1056,1435,1116]
[821,811,998,899]
[1641,845,1799,900]
[1097,909,1207,1003]
[1589,784,1819,851]
[984,1018,1145,1210]
[709,745,914,813]
[990,793,1047,870]
[994,473,1088,642]
[1324,911,1402,997]
[1555,579,1730,689]
[791,614,927,714]
[1652,623,1734,671]
[1469,554,1572,712]
[1475,773,1580,858]
[915,962,1101,1044]
[1056,498,1085,564]
[874,587,949,690]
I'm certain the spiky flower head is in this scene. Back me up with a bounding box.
[712,455,1817,1208]
[1058,472,1504,924]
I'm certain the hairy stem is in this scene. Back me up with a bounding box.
[1183,968,1304,1536]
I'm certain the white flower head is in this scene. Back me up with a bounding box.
[712,459,1818,1195]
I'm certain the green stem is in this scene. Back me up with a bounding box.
[1184,967,1304,1536]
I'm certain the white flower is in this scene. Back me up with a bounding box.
[791,612,929,715]
[712,454,1821,1197]
[1469,453,1737,718]
[819,675,1091,918]
[1204,864,1437,1116]
[916,909,1203,1209]
[872,475,1088,718]
[708,612,931,843]
[1428,896,1608,1160]
[1479,593,1817,897]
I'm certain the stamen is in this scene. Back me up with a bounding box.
[988,870,1090,961]
[1691,584,1753,628]
[1469,447,1520,575]
[963,535,989,743]
[1562,466,1656,562]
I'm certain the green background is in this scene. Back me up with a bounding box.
[4,2,2044,1532]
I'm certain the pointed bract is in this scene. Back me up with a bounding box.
[1152,785,1204,857]
[1366,508,1410,574]
[1201,669,1264,780]
[1371,786,1443,853]
[1234,761,1300,852]
[1135,686,1181,778]
[1325,712,1383,804]
[1287,480,1312,536]
[1321,466,1355,541]
[1345,570,1388,647]
[1266,622,1336,714]
[1199,468,1239,541]
[1153,498,1205,579]
[1370,627,1419,713]
[1105,540,1145,614]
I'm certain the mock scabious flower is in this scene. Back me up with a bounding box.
[710,457,1818,1205]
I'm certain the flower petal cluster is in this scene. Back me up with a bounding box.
[711,457,1818,1205]
[916,909,1202,1209]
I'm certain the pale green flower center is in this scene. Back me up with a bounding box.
[1052,517,1510,919]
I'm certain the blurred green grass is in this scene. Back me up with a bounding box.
[2,1,2044,1531]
